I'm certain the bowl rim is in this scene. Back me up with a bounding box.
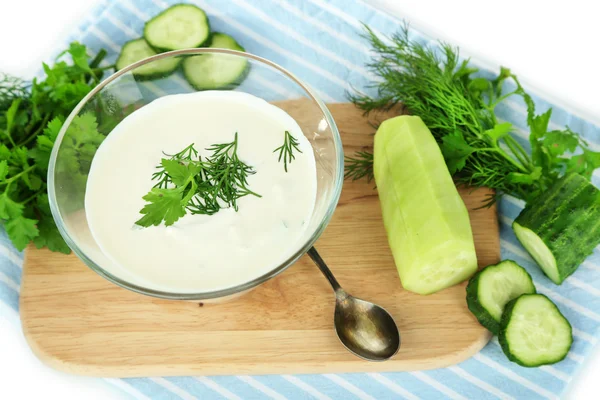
[48,48,344,300]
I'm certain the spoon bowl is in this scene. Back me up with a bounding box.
[308,247,401,361]
[334,290,400,361]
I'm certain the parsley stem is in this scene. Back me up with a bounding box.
[504,135,532,170]
[487,90,520,110]
[0,164,36,186]
[89,49,107,69]
[20,189,44,205]
[18,113,51,147]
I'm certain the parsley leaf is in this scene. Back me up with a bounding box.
[484,122,512,144]
[0,42,111,252]
[161,159,201,186]
[566,149,600,179]
[0,193,24,220]
[33,216,71,254]
[136,188,186,227]
[137,137,261,227]
[6,216,39,251]
[441,130,476,174]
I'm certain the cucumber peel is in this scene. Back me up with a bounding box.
[466,260,535,334]
[373,116,478,295]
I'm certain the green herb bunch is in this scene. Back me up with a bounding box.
[347,26,600,205]
[136,133,261,227]
[0,43,110,252]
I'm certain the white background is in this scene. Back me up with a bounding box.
[1,0,599,398]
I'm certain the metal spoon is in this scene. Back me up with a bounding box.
[308,247,401,361]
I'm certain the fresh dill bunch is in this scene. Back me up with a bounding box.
[0,73,28,111]
[345,150,374,182]
[273,130,302,172]
[201,132,261,212]
[346,25,600,205]
[136,133,261,227]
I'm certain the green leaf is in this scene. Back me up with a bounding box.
[32,216,70,254]
[507,167,543,184]
[440,130,476,174]
[161,159,201,186]
[468,78,490,92]
[528,109,553,172]
[5,216,39,251]
[12,146,28,166]
[44,117,64,141]
[529,109,552,140]
[0,193,24,219]
[484,122,512,143]
[135,187,186,227]
[36,193,51,215]
[542,130,580,157]
[68,42,93,74]
[0,160,8,181]
[0,144,11,160]
[27,174,43,191]
[5,98,21,134]
[566,149,600,179]
[29,135,55,171]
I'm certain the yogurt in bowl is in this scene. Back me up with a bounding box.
[48,48,343,300]
[85,91,317,293]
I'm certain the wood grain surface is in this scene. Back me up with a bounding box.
[20,102,499,377]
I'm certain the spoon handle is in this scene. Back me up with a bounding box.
[308,247,342,292]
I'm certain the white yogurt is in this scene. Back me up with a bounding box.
[85,91,317,293]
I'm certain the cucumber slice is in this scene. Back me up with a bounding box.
[209,32,245,51]
[183,33,248,90]
[115,39,181,79]
[373,116,478,295]
[144,4,210,51]
[499,294,572,367]
[466,260,535,334]
[513,173,600,284]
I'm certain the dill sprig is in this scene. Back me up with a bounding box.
[346,24,600,205]
[345,150,374,182]
[136,133,261,227]
[0,73,28,111]
[273,130,302,172]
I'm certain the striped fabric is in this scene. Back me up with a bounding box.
[2,0,600,398]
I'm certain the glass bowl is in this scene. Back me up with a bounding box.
[48,48,343,300]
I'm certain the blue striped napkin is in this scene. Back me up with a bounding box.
[3,0,600,398]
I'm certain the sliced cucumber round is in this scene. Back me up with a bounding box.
[499,294,572,367]
[115,38,181,79]
[183,33,248,90]
[208,32,245,51]
[466,260,535,334]
[144,4,210,51]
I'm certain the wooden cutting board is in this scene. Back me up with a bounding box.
[20,102,499,377]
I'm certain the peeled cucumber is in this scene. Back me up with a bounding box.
[373,115,478,295]
[513,173,600,284]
